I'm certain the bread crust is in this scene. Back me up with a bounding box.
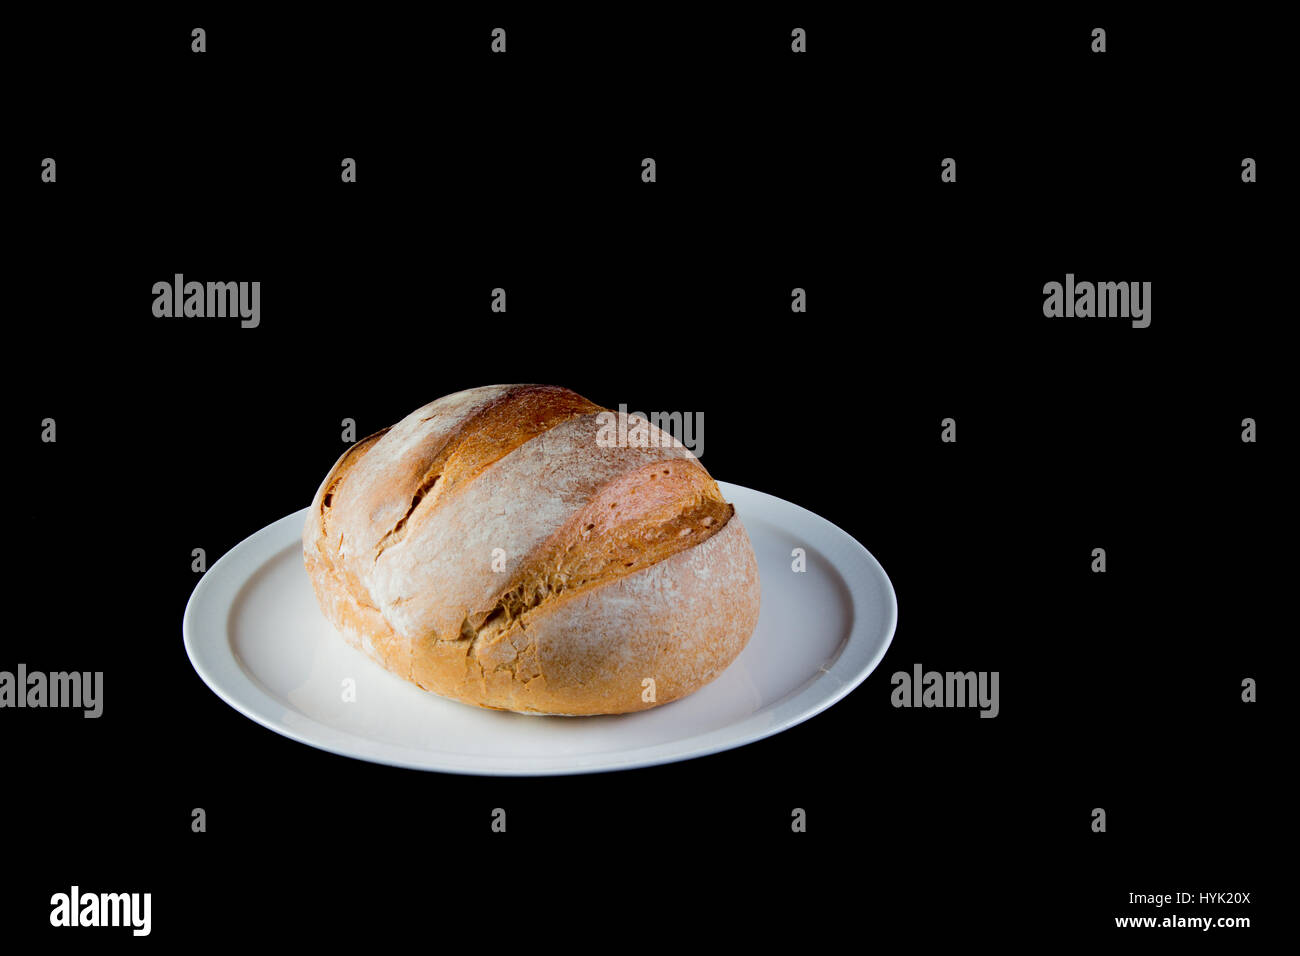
[302,385,761,715]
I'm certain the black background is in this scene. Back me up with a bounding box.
[7,6,1281,943]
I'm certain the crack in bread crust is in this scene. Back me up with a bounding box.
[372,471,441,564]
[315,427,391,556]
[364,386,600,566]
[464,464,734,662]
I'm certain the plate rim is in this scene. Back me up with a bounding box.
[182,481,898,776]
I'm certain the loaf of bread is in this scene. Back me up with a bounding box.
[302,385,761,715]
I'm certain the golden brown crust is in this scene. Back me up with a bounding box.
[302,385,761,715]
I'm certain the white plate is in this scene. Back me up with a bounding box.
[183,482,897,776]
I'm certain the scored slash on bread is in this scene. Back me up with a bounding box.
[303,385,761,716]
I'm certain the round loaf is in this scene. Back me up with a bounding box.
[302,384,761,715]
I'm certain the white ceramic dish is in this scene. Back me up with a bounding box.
[183,482,897,775]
